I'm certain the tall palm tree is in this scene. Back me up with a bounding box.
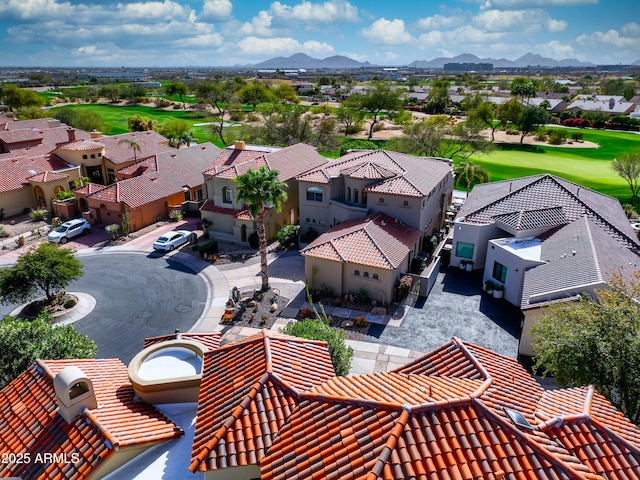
[235,167,288,291]
[118,138,141,162]
[453,161,490,192]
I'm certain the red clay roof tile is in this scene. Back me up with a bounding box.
[0,358,182,480]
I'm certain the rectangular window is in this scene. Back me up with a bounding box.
[455,242,474,259]
[492,261,508,283]
[194,188,203,201]
[184,190,192,202]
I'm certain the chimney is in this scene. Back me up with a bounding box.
[67,127,76,143]
[90,129,103,139]
[234,140,246,150]
[53,366,98,423]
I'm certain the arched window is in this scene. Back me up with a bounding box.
[364,272,369,278]
[373,273,379,280]
[306,187,323,202]
[354,189,359,204]
[403,200,409,206]
[354,269,360,276]
[347,187,351,202]
[222,186,233,204]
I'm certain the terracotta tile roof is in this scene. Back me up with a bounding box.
[0,128,43,144]
[204,143,328,181]
[84,143,217,209]
[143,332,222,351]
[260,337,640,480]
[190,330,335,473]
[98,131,171,165]
[199,199,253,219]
[301,213,422,269]
[0,358,182,480]
[297,149,452,201]
[3,127,92,156]
[2,118,64,131]
[0,154,71,193]
[26,170,69,183]
[57,139,105,151]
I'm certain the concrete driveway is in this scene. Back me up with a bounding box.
[365,267,522,359]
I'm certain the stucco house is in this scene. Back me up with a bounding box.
[200,141,328,245]
[296,149,453,251]
[301,213,422,303]
[450,174,640,356]
[73,142,220,232]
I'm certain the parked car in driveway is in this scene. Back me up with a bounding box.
[152,230,192,251]
[47,218,91,244]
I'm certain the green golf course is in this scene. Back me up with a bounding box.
[469,128,640,199]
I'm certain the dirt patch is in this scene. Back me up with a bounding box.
[19,293,78,318]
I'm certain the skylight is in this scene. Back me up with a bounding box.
[504,407,534,430]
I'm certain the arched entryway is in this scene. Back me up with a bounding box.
[33,186,46,209]
[241,224,247,243]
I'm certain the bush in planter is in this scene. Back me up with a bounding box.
[29,209,49,222]
[493,284,504,298]
[54,190,75,201]
[484,280,495,293]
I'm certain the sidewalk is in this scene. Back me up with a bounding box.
[1,222,425,375]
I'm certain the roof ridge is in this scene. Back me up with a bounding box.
[362,221,394,269]
[365,408,411,480]
[537,386,595,431]
[588,415,640,458]
[582,216,604,282]
[189,371,271,473]
[473,400,595,480]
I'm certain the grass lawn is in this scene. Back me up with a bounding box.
[469,128,640,200]
[49,103,219,143]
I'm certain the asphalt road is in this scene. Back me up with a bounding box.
[0,252,208,364]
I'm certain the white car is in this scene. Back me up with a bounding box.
[152,230,192,251]
[47,218,91,244]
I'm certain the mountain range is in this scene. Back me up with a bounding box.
[251,52,606,69]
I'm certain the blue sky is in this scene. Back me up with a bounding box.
[0,0,638,67]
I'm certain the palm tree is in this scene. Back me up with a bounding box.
[453,161,490,192]
[235,167,288,291]
[118,138,141,162]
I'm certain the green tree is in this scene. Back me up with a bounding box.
[516,106,549,143]
[127,114,157,132]
[453,161,490,191]
[612,149,640,199]
[388,115,492,161]
[97,84,122,103]
[510,77,537,105]
[164,81,189,109]
[0,84,45,111]
[195,79,241,145]
[532,272,640,424]
[0,243,83,304]
[425,79,450,114]
[160,119,192,148]
[336,95,364,135]
[0,312,97,388]
[121,85,147,104]
[238,81,273,109]
[353,81,403,140]
[117,138,141,162]
[467,99,498,141]
[234,167,288,290]
[52,107,104,132]
[497,98,524,129]
[15,106,48,120]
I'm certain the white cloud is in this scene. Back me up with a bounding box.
[301,40,335,56]
[546,19,567,32]
[537,40,575,58]
[360,18,413,45]
[237,36,302,56]
[200,0,232,20]
[482,0,598,8]
[269,0,358,23]
[417,31,444,47]
[576,28,637,49]
[0,0,69,21]
[120,1,192,22]
[238,10,274,36]
[450,25,504,43]
[174,33,224,48]
[417,13,467,30]
[621,22,640,36]
[474,9,559,32]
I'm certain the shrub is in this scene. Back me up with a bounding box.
[281,318,353,376]
[105,223,120,239]
[354,287,369,304]
[221,312,233,323]
[154,98,172,108]
[198,240,218,257]
[169,210,183,222]
[622,203,638,219]
[547,130,567,145]
[63,298,77,309]
[15,235,25,247]
[54,190,75,200]
[355,316,369,328]
[275,224,300,249]
[248,232,259,249]
[0,226,5,238]
[570,132,584,142]
[28,209,49,222]
[299,307,312,319]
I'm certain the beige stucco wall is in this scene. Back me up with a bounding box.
[204,464,260,480]
[305,257,343,294]
[369,195,422,231]
[55,146,104,168]
[1,188,36,217]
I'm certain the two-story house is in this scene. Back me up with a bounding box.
[199,141,328,245]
